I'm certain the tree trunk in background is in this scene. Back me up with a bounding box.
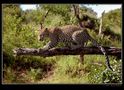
[99,10,105,35]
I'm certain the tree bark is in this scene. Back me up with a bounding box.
[99,17,102,35]
[99,10,105,35]
[80,54,84,64]
[13,47,121,58]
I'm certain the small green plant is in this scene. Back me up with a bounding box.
[102,58,122,83]
[102,69,122,83]
[87,56,122,84]
[25,68,43,82]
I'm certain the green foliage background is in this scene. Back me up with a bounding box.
[2,4,122,84]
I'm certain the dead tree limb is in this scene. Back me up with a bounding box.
[13,47,121,58]
[99,10,105,35]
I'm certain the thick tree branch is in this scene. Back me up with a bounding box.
[13,47,121,58]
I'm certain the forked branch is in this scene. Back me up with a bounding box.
[72,4,84,27]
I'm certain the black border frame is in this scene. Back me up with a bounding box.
[1,0,123,89]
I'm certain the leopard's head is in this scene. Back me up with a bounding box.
[38,27,49,41]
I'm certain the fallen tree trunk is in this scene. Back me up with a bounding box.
[13,47,121,58]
